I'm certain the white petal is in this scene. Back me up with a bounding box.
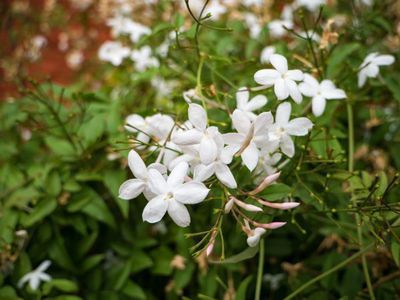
[254,112,273,136]
[358,69,368,88]
[312,95,327,117]
[286,118,313,136]
[172,129,203,145]
[223,133,244,145]
[254,69,280,85]
[194,163,216,182]
[247,234,261,247]
[18,274,30,288]
[189,103,207,131]
[285,70,304,81]
[236,87,249,109]
[286,79,303,103]
[215,164,237,188]
[128,150,147,180]
[29,277,40,290]
[275,102,291,125]
[167,162,188,188]
[241,143,259,171]
[220,146,237,164]
[303,74,319,90]
[374,55,395,66]
[167,200,190,227]
[37,273,51,282]
[125,114,145,132]
[246,95,268,111]
[142,195,168,223]
[299,82,316,97]
[270,54,288,73]
[199,136,218,164]
[148,169,168,195]
[232,109,252,134]
[274,78,289,100]
[280,134,295,157]
[321,88,346,100]
[174,182,210,204]
[366,64,379,78]
[148,163,168,175]
[37,260,51,272]
[118,179,146,200]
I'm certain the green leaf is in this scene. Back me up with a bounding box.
[44,136,76,157]
[235,275,253,300]
[326,43,360,78]
[21,198,57,227]
[259,183,292,201]
[391,240,400,267]
[43,279,79,295]
[122,281,146,300]
[209,246,259,264]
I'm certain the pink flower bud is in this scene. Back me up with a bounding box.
[259,222,287,229]
[248,172,281,195]
[233,198,263,212]
[258,199,300,210]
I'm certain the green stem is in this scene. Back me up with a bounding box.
[284,243,374,300]
[255,239,264,300]
[347,99,376,300]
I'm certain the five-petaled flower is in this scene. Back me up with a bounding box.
[358,52,395,88]
[299,74,347,117]
[254,54,304,103]
[142,162,210,227]
[18,260,52,290]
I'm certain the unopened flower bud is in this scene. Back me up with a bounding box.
[258,221,287,230]
[224,197,235,214]
[249,172,281,195]
[233,197,263,212]
[257,199,300,210]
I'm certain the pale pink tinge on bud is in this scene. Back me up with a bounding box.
[233,198,263,212]
[258,199,300,210]
[224,198,235,214]
[206,242,214,257]
[259,221,287,229]
[248,172,281,195]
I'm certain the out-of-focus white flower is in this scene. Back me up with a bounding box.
[172,104,221,165]
[254,54,304,103]
[98,41,130,66]
[358,52,395,88]
[236,87,268,121]
[223,109,273,171]
[243,0,264,7]
[267,5,293,38]
[187,0,227,20]
[107,16,151,42]
[131,46,159,71]
[264,273,285,291]
[293,0,326,12]
[18,260,51,290]
[260,46,276,64]
[151,77,177,98]
[257,144,282,175]
[268,102,313,157]
[142,162,210,227]
[66,50,84,70]
[298,30,320,42]
[119,150,167,200]
[244,13,262,38]
[299,74,346,116]
[183,89,201,104]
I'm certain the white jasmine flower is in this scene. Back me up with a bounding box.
[268,102,313,157]
[260,46,276,64]
[119,150,167,200]
[293,0,326,12]
[243,0,264,7]
[358,52,395,88]
[254,54,304,103]
[244,13,262,38]
[18,260,51,290]
[131,46,159,71]
[194,132,237,188]
[106,16,151,42]
[172,104,221,165]
[267,19,293,38]
[98,41,130,66]
[236,87,268,121]
[187,0,227,20]
[151,77,177,99]
[299,74,346,117]
[258,147,282,175]
[223,109,273,171]
[142,162,210,227]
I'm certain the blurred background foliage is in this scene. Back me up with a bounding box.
[1,0,400,299]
